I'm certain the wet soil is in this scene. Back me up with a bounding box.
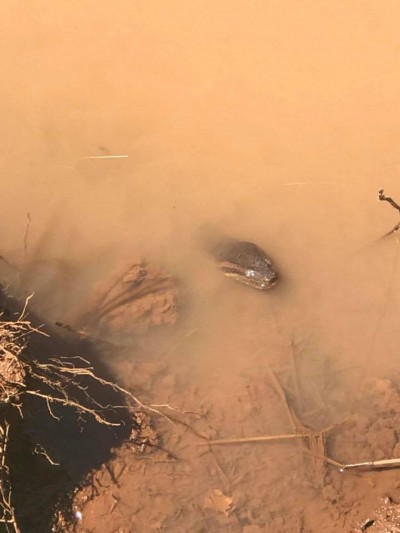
[77,261,179,340]
[4,252,400,532]
[62,349,400,533]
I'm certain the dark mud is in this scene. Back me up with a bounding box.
[0,291,134,532]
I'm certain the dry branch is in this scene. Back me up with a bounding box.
[203,367,400,477]
[200,434,304,445]
[378,188,400,236]
[0,294,160,531]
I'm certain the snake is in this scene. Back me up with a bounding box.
[210,237,278,291]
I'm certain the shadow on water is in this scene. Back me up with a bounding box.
[1,291,133,533]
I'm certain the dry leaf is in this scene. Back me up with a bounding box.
[203,489,235,517]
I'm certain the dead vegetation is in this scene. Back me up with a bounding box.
[202,368,400,481]
[0,289,158,533]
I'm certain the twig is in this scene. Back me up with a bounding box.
[288,339,303,412]
[379,188,400,212]
[284,182,334,186]
[266,366,314,478]
[343,458,400,471]
[266,368,307,433]
[23,212,31,257]
[207,446,230,492]
[378,188,400,236]
[202,429,400,473]
[199,434,305,446]
[85,155,128,159]
[27,355,173,423]
[23,390,121,426]
[18,293,35,321]
[33,444,60,466]
[150,403,203,418]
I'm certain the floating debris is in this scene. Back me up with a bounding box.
[84,155,129,159]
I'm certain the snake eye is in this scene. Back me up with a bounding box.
[245,269,256,278]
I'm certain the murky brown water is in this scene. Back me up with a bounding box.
[3,2,400,530]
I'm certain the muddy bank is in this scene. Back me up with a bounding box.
[65,350,400,533]
[0,288,145,532]
[4,232,400,532]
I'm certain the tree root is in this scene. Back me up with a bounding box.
[0,295,158,532]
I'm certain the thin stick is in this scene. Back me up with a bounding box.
[378,188,400,237]
[379,188,400,212]
[284,182,334,186]
[201,433,400,473]
[23,212,31,257]
[380,221,400,238]
[208,447,230,490]
[18,293,35,321]
[85,155,128,160]
[23,390,121,426]
[266,368,309,433]
[289,340,303,412]
[343,458,400,471]
[199,434,307,446]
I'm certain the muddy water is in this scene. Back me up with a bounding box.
[3,0,400,493]
[2,2,400,379]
